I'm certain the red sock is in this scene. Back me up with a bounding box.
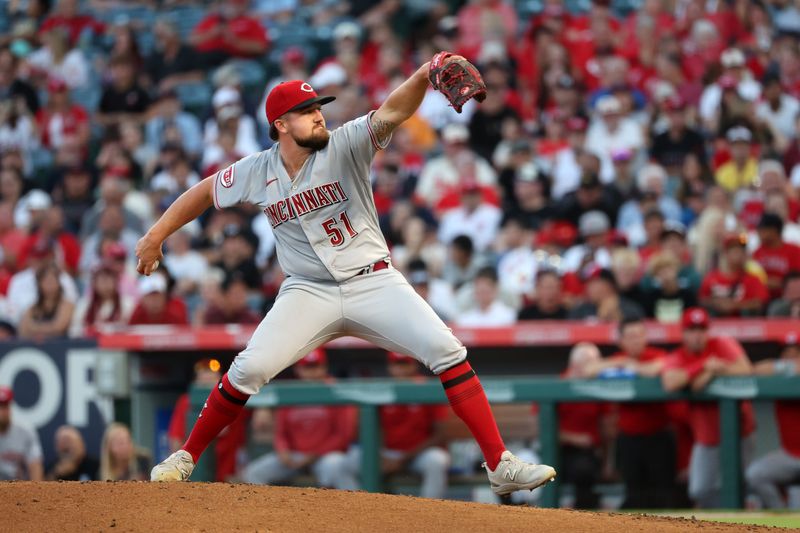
[182,373,249,463]
[439,361,505,470]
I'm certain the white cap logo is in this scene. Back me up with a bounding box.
[300,83,314,93]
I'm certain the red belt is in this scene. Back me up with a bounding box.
[357,259,390,276]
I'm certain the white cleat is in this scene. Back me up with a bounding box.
[150,450,195,482]
[485,450,557,496]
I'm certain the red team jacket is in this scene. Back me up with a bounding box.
[379,404,450,452]
[664,337,756,446]
[274,405,357,455]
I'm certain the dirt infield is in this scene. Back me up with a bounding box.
[1,481,790,532]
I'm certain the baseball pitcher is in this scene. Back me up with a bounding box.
[139,52,556,495]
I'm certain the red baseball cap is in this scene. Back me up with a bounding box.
[723,233,748,249]
[296,348,327,367]
[265,80,336,126]
[682,307,710,329]
[0,386,12,404]
[387,351,416,364]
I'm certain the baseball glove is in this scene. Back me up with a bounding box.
[428,52,487,113]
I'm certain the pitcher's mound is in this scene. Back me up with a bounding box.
[0,481,784,532]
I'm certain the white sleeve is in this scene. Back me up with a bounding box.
[212,152,265,209]
[334,111,391,168]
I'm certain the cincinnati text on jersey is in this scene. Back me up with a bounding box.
[264,181,349,228]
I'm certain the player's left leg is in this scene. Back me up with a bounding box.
[342,267,556,495]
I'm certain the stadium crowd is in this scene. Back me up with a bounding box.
[0,0,799,511]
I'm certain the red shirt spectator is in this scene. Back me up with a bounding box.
[128,273,189,325]
[699,234,769,316]
[753,213,800,298]
[380,404,450,452]
[274,405,357,455]
[39,0,105,46]
[192,0,269,59]
[662,308,756,446]
[35,78,89,150]
[775,401,800,459]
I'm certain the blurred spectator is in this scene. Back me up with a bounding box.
[585,318,675,509]
[203,87,260,160]
[699,233,769,317]
[28,27,89,90]
[71,262,134,337]
[551,116,590,200]
[585,95,645,179]
[662,307,756,508]
[0,385,43,480]
[505,163,554,231]
[150,151,200,195]
[348,352,450,499]
[562,210,613,273]
[144,20,204,92]
[98,422,151,481]
[415,124,497,212]
[80,205,140,275]
[19,205,81,276]
[190,0,269,66]
[128,272,189,325]
[0,385,44,481]
[163,228,209,299]
[517,270,568,320]
[643,251,698,322]
[98,54,152,127]
[756,73,799,142]
[635,209,666,263]
[215,225,261,291]
[243,350,358,490]
[456,0,517,62]
[650,96,706,177]
[467,66,518,162]
[167,358,247,482]
[35,77,89,151]
[610,248,643,304]
[389,215,445,275]
[437,180,501,253]
[46,425,98,481]
[0,46,39,115]
[145,89,203,161]
[617,164,682,246]
[569,266,645,322]
[405,259,455,321]
[753,213,800,299]
[441,235,483,291]
[0,200,26,271]
[454,266,516,327]
[767,272,800,318]
[202,273,260,325]
[715,127,758,193]
[699,48,761,131]
[18,263,75,341]
[38,0,104,46]
[747,334,800,509]
[0,93,38,166]
[553,343,614,509]
[556,173,621,229]
[7,236,79,313]
[50,164,94,235]
[80,176,144,240]
[496,216,537,301]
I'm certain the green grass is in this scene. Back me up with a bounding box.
[648,512,800,529]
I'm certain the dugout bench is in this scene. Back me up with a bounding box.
[189,375,800,508]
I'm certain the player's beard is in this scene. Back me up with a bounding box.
[294,128,330,151]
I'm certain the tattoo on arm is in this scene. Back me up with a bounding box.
[371,116,397,145]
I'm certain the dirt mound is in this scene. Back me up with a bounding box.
[1,481,786,532]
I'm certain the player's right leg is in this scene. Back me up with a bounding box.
[151,278,344,482]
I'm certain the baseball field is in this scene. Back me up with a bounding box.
[4,482,797,532]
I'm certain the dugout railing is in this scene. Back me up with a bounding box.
[189,375,800,508]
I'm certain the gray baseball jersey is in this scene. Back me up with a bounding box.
[212,112,390,282]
